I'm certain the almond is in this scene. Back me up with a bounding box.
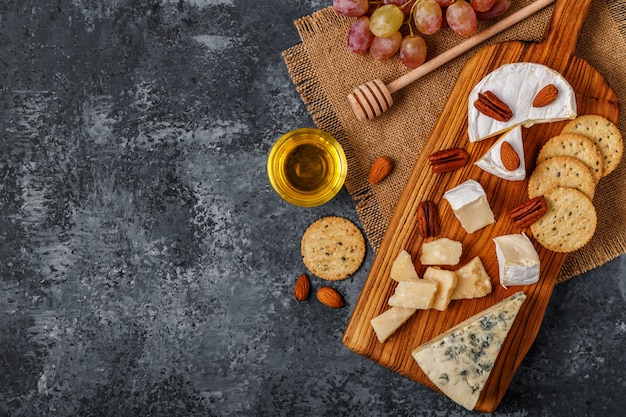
[294,273,310,301]
[317,286,344,308]
[500,141,520,171]
[369,156,393,184]
[533,84,558,107]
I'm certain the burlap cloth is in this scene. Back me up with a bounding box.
[283,0,626,282]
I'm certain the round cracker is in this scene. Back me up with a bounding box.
[561,114,623,177]
[530,187,596,253]
[536,133,603,182]
[301,216,366,281]
[528,156,596,201]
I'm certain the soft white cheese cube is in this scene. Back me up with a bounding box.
[475,125,526,181]
[443,179,495,234]
[390,250,419,282]
[388,280,437,310]
[370,306,416,343]
[451,256,492,300]
[493,233,540,288]
[420,238,462,266]
[423,267,458,311]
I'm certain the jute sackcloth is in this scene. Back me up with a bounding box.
[283,0,626,282]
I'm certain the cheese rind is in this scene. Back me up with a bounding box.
[370,306,416,343]
[450,256,492,300]
[475,125,526,181]
[388,280,438,309]
[412,291,527,410]
[493,233,540,288]
[390,250,419,282]
[443,180,495,234]
[420,238,462,266]
[468,62,577,142]
[423,267,458,311]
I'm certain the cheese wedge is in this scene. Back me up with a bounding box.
[443,180,495,234]
[475,125,526,181]
[451,256,492,300]
[370,306,416,343]
[412,292,527,410]
[493,233,540,288]
[468,62,576,142]
[390,250,419,282]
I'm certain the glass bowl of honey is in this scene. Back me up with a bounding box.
[267,128,347,207]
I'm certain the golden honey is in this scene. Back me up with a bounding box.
[267,128,347,207]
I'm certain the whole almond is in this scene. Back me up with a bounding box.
[294,273,310,301]
[369,156,393,184]
[533,84,558,107]
[317,286,344,308]
[500,141,520,171]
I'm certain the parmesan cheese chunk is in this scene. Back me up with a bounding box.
[420,238,462,266]
[423,267,458,311]
[390,250,419,282]
[370,306,416,343]
[451,256,492,300]
[388,280,437,310]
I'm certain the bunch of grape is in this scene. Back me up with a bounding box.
[334,0,511,69]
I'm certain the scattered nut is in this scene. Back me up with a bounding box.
[416,200,440,238]
[474,90,513,122]
[369,156,393,184]
[317,286,344,308]
[429,148,469,173]
[500,141,521,171]
[533,84,559,107]
[294,273,310,301]
[510,196,548,228]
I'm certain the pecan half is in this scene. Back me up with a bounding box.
[429,148,469,173]
[416,200,440,238]
[510,196,548,228]
[533,84,558,107]
[474,91,513,122]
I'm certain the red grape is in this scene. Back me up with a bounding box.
[446,0,477,36]
[400,34,427,68]
[469,0,496,13]
[348,16,375,54]
[435,0,454,7]
[413,0,443,35]
[476,0,511,20]
[370,32,403,61]
[333,0,369,17]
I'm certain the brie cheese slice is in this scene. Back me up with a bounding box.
[475,125,526,180]
[493,233,540,288]
[468,62,577,142]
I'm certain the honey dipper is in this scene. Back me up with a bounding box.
[347,0,556,121]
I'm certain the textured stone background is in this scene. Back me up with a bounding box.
[0,0,624,416]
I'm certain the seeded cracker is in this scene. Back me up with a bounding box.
[536,133,604,182]
[528,156,596,201]
[530,187,596,253]
[561,115,623,177]
[301,216,366,281]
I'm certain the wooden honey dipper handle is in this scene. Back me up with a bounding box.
[348,0,556,121]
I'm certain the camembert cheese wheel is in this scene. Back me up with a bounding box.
[468,63,577,143]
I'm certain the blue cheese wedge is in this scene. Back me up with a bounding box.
[468,62,576,142]
[493,233,540,288]
[412,292,527,410]
[390,250,419,282]
[443,180,495,234]
[370,306,416,343]
[475,125,526,181]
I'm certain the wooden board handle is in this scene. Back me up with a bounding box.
[540,0,593,59]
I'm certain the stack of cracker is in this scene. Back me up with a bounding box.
[529,115,623,253]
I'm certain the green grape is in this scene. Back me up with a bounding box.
[369,4,405,38]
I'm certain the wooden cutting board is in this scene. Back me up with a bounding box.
[342,0,619,412]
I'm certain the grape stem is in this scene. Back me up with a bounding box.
[386,0,556,94]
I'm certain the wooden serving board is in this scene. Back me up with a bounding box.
[343,0,619,412]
